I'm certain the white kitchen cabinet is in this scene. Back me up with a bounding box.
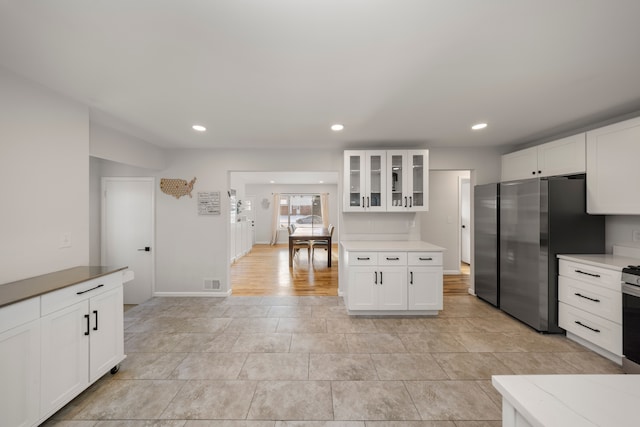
[344,245,443,314]
[343,150,387,212]
[40,274,125,419]
[586,116,640,214]
[0,299,41,427]
[501,133,585,181]
[558,257,623,363]
[387,150,429,212]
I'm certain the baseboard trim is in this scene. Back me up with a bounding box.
[154,290,232,298]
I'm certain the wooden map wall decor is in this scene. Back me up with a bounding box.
[160,177,197,199]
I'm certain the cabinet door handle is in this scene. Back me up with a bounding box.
[374,271,378,284]
[419,257,433,261]
[367,196,370,207]
[575,321,600,333]
[410,271,413,285]
[409,196,413,208]
[404,196,407,208]
[575,269,601,278]
[77,283,104,295]
[93,310,99,331]
[357,257,370,260]
[84,314,90,336]
[380,271,383,285]
[531,171,536,175]
[362,197,365,208]
[386,257,399,261]
[574,293,600,303]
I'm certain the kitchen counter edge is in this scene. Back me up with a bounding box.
[0,266,128,308]
[340,240,446,252]
[557,254,640,271]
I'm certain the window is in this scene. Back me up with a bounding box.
[279,194,322,228]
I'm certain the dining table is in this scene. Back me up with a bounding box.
[288,226,332,267]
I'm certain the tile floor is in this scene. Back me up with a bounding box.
[43,294,623,427]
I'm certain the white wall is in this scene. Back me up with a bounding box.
[419,170,471,273]
[0,67,89,284]
[246,183,339,244]
[90,122,167,170]
[605,215,640,253]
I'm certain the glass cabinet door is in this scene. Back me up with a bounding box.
[390,153,405,208]
[344,151,364,210]
[409,150,428,210]
[365,151,386,210]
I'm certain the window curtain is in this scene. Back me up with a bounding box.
[270,193,280,245]
[320,193,329,228]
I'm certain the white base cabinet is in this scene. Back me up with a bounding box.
[0,271,125,427]
[345,248,443,315]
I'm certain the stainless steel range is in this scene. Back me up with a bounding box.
[622,265,640,373]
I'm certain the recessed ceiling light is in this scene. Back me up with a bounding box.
[319,180,324,184]
[192,124,206,132]
[471,123,488,130]
[331,124,344,132]
[269,180,275,184]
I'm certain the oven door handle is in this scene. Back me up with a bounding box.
[623,283,640,298]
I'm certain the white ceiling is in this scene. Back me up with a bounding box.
[1,1,640,151]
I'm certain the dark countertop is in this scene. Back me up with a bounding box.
[0,266,128,308]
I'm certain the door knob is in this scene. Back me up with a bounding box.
[137,246,151,252]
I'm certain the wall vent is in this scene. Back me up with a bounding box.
[203,279,221,290]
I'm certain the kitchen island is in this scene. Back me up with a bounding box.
[340,240,445,315]
[0,266,127,427]
[493,374,640,427]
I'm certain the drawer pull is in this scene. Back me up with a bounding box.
[357,257,370,261]
[374,271,378,284]
[380,271,383,285]
[419,257,433,261]
[575,269,601,278]
[93,310,99,331]
[574,293,600,303]
[76,283,104,295]
[410,271,414,285]
[84,314,90,336]
[575,320,600,333]
[386,257,400,261]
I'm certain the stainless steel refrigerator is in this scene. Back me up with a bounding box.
[499,175,604,333]
[474,183,500,307]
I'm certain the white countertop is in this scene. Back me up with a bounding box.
[492,374,640,427]
[340,240,445,252]
[557,254,640,271]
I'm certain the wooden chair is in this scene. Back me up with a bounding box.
[288,224,310,260]
[311,224,334,260]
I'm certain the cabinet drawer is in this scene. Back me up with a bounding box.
[41,273,120,316]
[349,252,377,266]
[408,252,442,266]
[559,260,622,292]
[378,252,407,266]
[559,302,622,356]
[0,297,40,334]
[558,276,621,324]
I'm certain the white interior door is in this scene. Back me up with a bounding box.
[102,178,154,304]
[460,178,471,264]
[244,196,256,246]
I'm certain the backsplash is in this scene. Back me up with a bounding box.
[606,216,640,254]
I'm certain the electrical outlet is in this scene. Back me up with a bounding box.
[59,232,72,248]
[633,229,640,242]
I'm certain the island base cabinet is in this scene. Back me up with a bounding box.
[89,285,124,382]
[377,267,407,310]
[408,267,443,311]
[0,319,41,427]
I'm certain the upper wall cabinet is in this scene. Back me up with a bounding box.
[387,150,429,212]
[586,116,640,214]
[501,133,586,182]
[343,150,429,212]
[344,150,387,212]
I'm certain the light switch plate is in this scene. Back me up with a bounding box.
[59,232,71,248]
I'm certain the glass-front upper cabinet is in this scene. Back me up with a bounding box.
[386,150,429,212]
[343,150,387,212]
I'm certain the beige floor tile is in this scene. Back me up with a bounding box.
[365,422,456,427]
[453,422,502,427]
[431,353,514,380]
[267,306,313,318]
[41,421,99,426]
[398,333,467,353]
[492,352,583,374]
[95,421,188,426]
[231,333,292,352]
[239,353,310,380]
[172,317,232,334]
[176,333,240,352]
[224,305,271,317]
[311,305,351,318]
[117,352,188,379]
[169,352,248,379]
[371,354,449,380]
[223,296,265,305]
[277,423,363,427]
[125,333,191,353]
[463,317,530,333]
[503,332,585,353]
[557,351,624,374]
[276,317,327,333]
[453,333,525,353]
[309,353,378,380]
[225,318,279,333]
[346,333,407,353]
[296,296,340,306]
[419,318,474,333]
[326,318,378,333]
[404,381,501,421]
[161,380,257,419]
[247,381,333,420]
[372,318,426,333]
[331,381,420,420]
[185,422,275,427]
[474,380,502,408]
[74,380,185,420]
[260,296,301,306]
[290,333,349,353]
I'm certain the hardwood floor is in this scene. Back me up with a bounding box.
[231,244,471,296]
